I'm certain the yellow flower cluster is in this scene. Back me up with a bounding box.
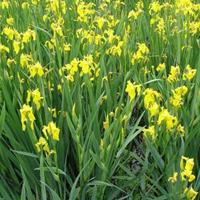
[51,20,64,38]
[143,86,190,138]
[26,89,43,110]
[184,187,198,200]
[149,1,162,15]
[77,1,95,23]
[150,16,166,39]
[22,29,36,43]
[156,63,166,72]
[29,62,45,78]
[128,2,143,21]
[106,41,124,57]
[167,65,196,83]
[131,43,149,65]
[60,55,99,82]
[20,104,35,131]
[189,21,200,36]
[59,58,79,82]
[149,0,200,40]
[143,125,156,140]
[1,0,199,197]
[168,156,198,199]
[0,0,10,9]
[48,0,66,15]
[35,121,60,156]
[42,122,60,141]
[175,0,196,16]
[2,26,36,54]
[170,86,188,108]
[149,1,167,40]
[143,88,161,117]
[157,108,178,131]
[0,44,9,53]
[167,65,180,83]
[20,53,33,68]
[125,81,141,102]
[180,156,196,182]
[79,55,98,77]
[35,137,51,155]
[183,65,197,81]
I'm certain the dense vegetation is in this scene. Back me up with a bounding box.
[0,0,200,199]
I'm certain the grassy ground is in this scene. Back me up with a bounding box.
[0,0,200,199]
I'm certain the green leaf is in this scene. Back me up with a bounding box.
[0,103,6,136]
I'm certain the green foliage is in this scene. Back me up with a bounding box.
[0,0,200,199]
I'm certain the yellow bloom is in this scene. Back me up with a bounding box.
[94,34,104,46]
[20,104,35,131]
[43,14,48,22]
[1,0,9,9]
[170,94,182,108]
[174,86,188,96]
[32,0,40,6]
[184,187,198,200]
[7,58,16,67]
[183,65,197,81]
[168,172,178,183]
[20,53,32,68]
[42,122,60,141]
[176,0,195,16]
[128,9,143,21]
[143,88,161,117]
[185,158,194,171]
[157,108,178,130]
[107,15,119,28]
[189,21,200,36]
[6,17,14,25]
[2,27,15,40]
[167,65,180,83]
[21,2,29,9]
[170,86,188,108]
[143,126,156,140]
[0,44,9,53]
[131,43,149,64]
[49,0,66,14]
[149,102,160,117]
[29,62,44,77]
[22,29,36,43]
[104,29,119,44]
[13,40,21,54]
[95,16,106,29]
[77,2,95,23]
[27,89,43,110]
[66,74,74,82]
[107,41,123,57]
[180,156,196,182]
[64,43,71,52]
[103,115,109,130]
[125,81,141,101]
[156,17,166,38]
[177,124,185,136]
[79,55,97,76]
[65,58,79,76]
[51,22,63,37]
[156,63,166,72]
[45,40,55,50]
[149,1,162,15]
[35,137,50,155]
[48,107,57,118]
